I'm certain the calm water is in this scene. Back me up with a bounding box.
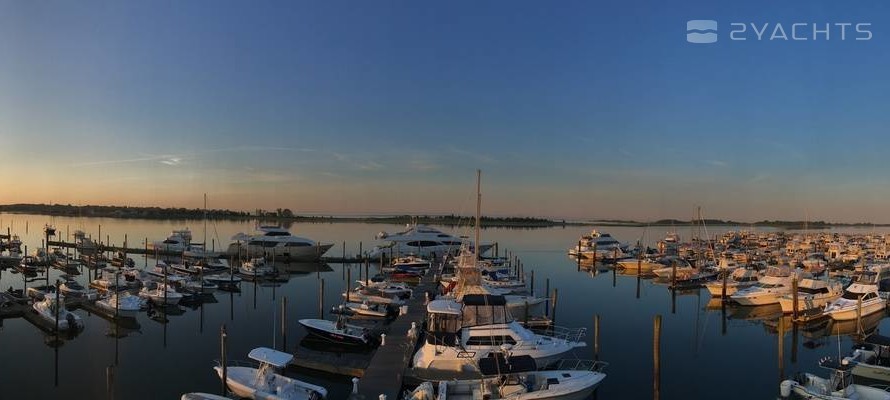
[1,213,888,399]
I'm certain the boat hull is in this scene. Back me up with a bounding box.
[826,300,886,321]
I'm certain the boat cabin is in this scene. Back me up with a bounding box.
[425,294,515,346]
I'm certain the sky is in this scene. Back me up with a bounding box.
[1,1,889,222]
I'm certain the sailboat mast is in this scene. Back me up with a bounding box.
[475,169,481,262]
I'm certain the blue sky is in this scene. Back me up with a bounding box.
[1,1,888,222]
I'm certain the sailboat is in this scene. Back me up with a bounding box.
[412,171,587,374]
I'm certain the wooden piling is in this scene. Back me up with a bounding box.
[594,314,600,361]
[347,269,352,303]
[318,279,325,319]
[592,242,597,265]
[530,270,535,296]
[281,297,288,352]
[721,269,728,300]
[577,241,581,270]
[653,315,661,400]
[778,316,785,381]
[545,278,550,316]
[221,325,228,396]
[550,288,559,324]
[106,365,114,400]
[365,259,370,285]
[857,295,863,337]
[791,276,799,321]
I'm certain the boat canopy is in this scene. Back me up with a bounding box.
[463,294,507,306]
[427,299,462,315]
[248,347,294,368]
[478,355,538,376]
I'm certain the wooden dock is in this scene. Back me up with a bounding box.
[349,262,441,399]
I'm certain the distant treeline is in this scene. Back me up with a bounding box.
[2,204,885,228]
[0,203,566,228]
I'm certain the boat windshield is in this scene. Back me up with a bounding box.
[841,291,862,300]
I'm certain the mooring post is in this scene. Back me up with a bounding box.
[791,276,799,321]
[778,316,785,382]
[721,268,728,301]
[530,270,535,296]
[318,279,325,319]
[857,295,863,337]
[281,297,288,352]
[221,324,228,396]
[54,280,60,334]
[352,377,360,394]
[545,278,550,317]
[106,365,114,400]
[592,242,597,265]
[576,241,581,270]
[365,259,370,285]
[551,288,559,325]
[653,315,662,400]
[594,314,601,361]
[347,269,351,303]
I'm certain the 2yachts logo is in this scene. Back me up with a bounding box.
[687,20,873,43]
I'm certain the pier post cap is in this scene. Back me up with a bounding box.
[352,377,359,394]
[380,333,386,346]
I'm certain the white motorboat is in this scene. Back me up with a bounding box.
[181,393,232,400]
[149,228,194,253]
[616,257,665,273]
[824,280,887,321]
[228,226,333,262]
[139,283,184,306]
[407,356,607,400]
[357,279,412,298]
[32,296,84,331]
[369,224,489,260]
[780,358,890,400]
[214,347,328,400]
[778,278,844,315]
[567,230,626,261]
[730,266,796,306]
[412,294,586,373]
[96,292,146,316]
[343,287,405,306]
[704,268,761,297]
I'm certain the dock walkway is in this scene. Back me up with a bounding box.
[351,261,441,399]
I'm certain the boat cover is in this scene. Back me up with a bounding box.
[479,355,537,376]
[248,347,294,368]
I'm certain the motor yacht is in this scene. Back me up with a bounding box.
[228,226,333,262]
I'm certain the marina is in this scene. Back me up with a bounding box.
[4,214,890,399]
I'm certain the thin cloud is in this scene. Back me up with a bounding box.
[447,146,496,164]
[707,160,728,167]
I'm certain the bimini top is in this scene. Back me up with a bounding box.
[478,354,538,376]
[248,347,294,368]
[462,294,507,306]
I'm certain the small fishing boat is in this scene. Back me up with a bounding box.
[214,347,328,400]
[32,296,84,331]
[96,292,146,316]
[331,302,392,318]
[704,268,762,297]
[139,283,184,306]
[298,318,376,347]
[779,357,890,400]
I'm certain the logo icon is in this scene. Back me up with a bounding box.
[687,20,718,43]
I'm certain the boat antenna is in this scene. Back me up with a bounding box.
[475,169,481,263]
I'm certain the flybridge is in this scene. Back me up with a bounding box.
[729,22,872,41]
